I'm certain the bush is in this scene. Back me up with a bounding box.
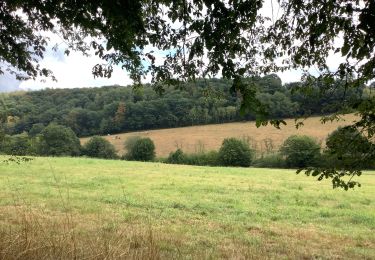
[37,124,81,156]
[167,149,186,164]
[125,137,155,161]
[185,150,220,166]
[280,135,320,168]
[124,136,141,154]
[218,138,254,167]
[166,149,220,166]
[324,126,374,169]
[252,153,286,168]
[83,136,118,159]
[201,150,220,166]
[1,133,30,156]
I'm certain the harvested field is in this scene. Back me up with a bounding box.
[81,114,358,157]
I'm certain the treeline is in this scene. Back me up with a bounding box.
[2,123,373,176]
[0,75,364,137]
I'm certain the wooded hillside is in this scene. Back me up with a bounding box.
[0,75,363,137]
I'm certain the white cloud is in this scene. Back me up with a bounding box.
[18,48,132,91]
[0,72,22,92]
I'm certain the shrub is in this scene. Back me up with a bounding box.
[324,126,374,169]
[37,124,81,156]
[185,150,220,166]
[201,150,220,166]
[124,136,141,154]
[125,137,155,161]
[218,138,254,167]
[252,153,286,168]
[167,149,186,164]
[166,149,220,166]
[1,133,30,156]
[280,135,320,168]
[83,136,118,159]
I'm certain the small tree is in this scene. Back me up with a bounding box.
[83,136,117,159]
[37,124,81,156]
[124,136,141,155]
[125,137,155,161]
[324,127,374,169]
[167,149,186,164]
[29,123,45,137]
[218,138,254,167]
[1,133,30,156]
[280,135,321,168]
[113,102,126,131]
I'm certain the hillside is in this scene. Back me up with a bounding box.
[0,157,374,259]
[81,114,358,157]
[1,76,363,139]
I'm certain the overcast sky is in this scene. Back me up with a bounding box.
[0,2,345,93]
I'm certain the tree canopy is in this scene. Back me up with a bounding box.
[2,1,374,85]
[1,0,374,189]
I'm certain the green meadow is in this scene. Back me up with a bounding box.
[0,157,374,259]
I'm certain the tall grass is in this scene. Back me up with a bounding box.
[0,206,162,259]
[0,162,162,260]
[1,157,374,259]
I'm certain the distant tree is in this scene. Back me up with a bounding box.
[82,136,117,159]
[113,102,126,131]
[280,135,321,168]
[1,133,30,156]
[124,136,142,155]
[28,123,45,137]
[218,138,254,167]
[37,124,81,156]
[167,149,186,164]
[125,137,155,161]
[1,0,375,188]
[324,127,374,169]
[0,128,5,144]
[99,118,117,135]
[64,108,101,136]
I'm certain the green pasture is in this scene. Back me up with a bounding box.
[0,157,374,259]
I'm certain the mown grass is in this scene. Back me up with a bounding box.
[0,157,374,259]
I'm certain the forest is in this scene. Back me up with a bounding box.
[0,74,365,138]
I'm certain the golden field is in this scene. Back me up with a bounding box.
[81,114,358,157]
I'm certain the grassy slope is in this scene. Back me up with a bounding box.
[81,114,358,157]
[0,157,374,259]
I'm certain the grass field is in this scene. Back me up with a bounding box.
[0,157,374,259]
[81,114,358,157]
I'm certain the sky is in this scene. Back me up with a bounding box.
[0,2,345,93]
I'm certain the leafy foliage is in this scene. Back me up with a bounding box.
[125,137,155,162]
[1,0,372,117]
[297,168,363,191]
[167,149,186,164]
[1,0,374,188]
[1,77,362,138]
[0,133,30,156]
[324,127,374,169]
[82,136,117,159]
[166,149,220,166]
[280,135,321,168]
[37,124,81,156]
[123,136,142,156]
[28,123,45,137]
[298,127,375,190]
[218,138,254,167]
[252,153,286,169]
